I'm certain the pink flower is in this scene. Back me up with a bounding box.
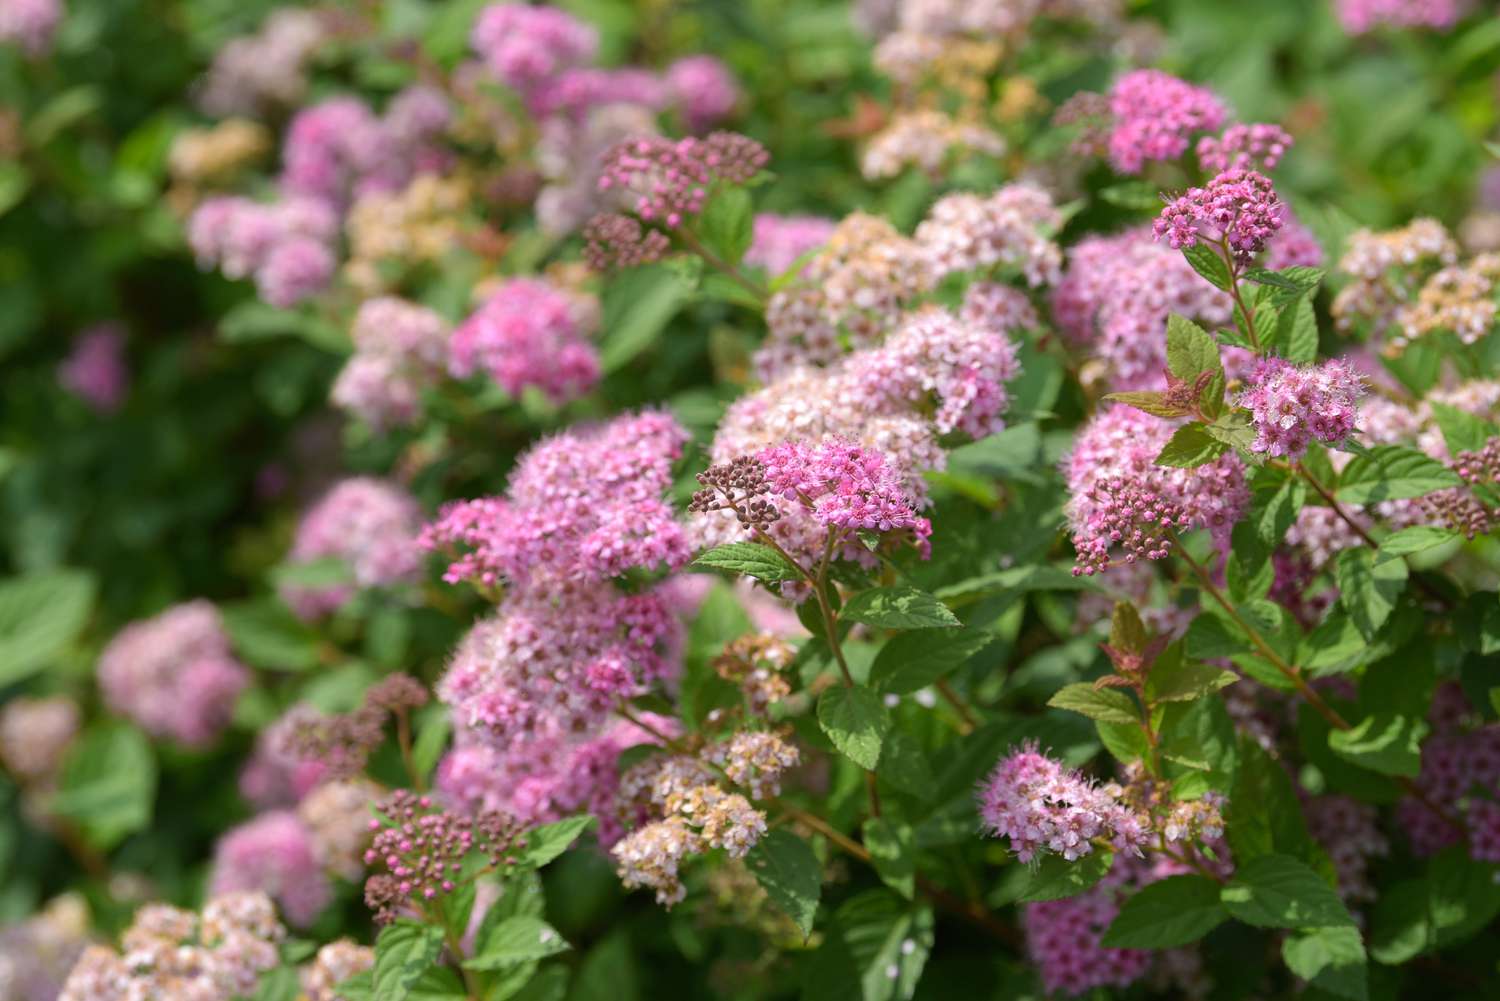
[1336,0,1467,33]
[1154,168,1285,265]
[448,279,600,404]
[58,324,129,412]
[666,55,741,132]
[1106,70,1226,175]
[0,0,61,56]
[471,3,598,107]
[1238,357,1365,459]
[210,811,332,927]
[98,601,248,747]
[598,133,769,228]
[979,742,1150,862]
[758,438,932,542]
[281,478,425,619]
[745,214,836,276]
[1195,123,1293,173]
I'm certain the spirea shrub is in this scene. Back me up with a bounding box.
[5,1,1500,999]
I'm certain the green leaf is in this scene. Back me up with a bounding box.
[1276,296,1319,364]
[1181,243,1232,292]
[839,587,959,630]
[249,966,301,1001]
[51,723,156,851]
[1165,314,1226,417]
[1146,658,1238,703]
[1370,847,1500,963]
[372,920,444,1001]
[1335,446,1463,505]
[690,542,802,583]
[1097,180,1161,210]
[818,685,891,769]
[806,891,933,1001]
[269,556,353,592]
[1155,423,1229,467]
[1427,401,1496,456]
[697,187,754,266]
[1376,525,1460,564]
[1243,266,1325,298]
[411,704,452,782]
[1109,602,1149,654]
[1099,875,1228,948]
[869,626,994,694]
[1016,850,1114,902]
[1282,926,1368,1001]
[1328,714,1428,778]
[1335,548,1408,640]
[222,599,321,671]
[598,264,693,373]
[333,970,375,1001]
[1203,411,1258,455]
[0,161,31,219]
[1221,853,1354,929]
[516,816,593,870]
[0,569,95,685]
[1102,390,1191,419]
[862,819,915,899]
[1047,683,1140,725]
[878,729,937,800]
[463,916,570,970]
[1228,739,1317,864]
[746,829,821,937]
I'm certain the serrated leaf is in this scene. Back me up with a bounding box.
[1221,853,1354,929]
[463,916,570,970]
[1203,411,1258,455]
[1165,314,1226,417]
[1016,850,1114,902]
[1335,548,1407,640]
[691,542,802,583]
[372,921,444,1001]
[515,816,593,870]
[1100,875,1228,948]
[1282,926,1368,1001]
[818,685,891,769]
[1376,525,1460,564]
[1277,295,1319,363]
[1335,446,1463,505]
[697,186,754,266]
[1047,683,1140,725]
[1156,423,1230,467]
[1103,391,1191,418]
[1427,401,1495,456]
[598,264,693,373]
[746,830,821,937]
[1146,658,1239,703]
[869,627,994,694]
[1328,714,1428,778]
[0,569,95,685]
[1109,602,1149,655]
[840,587,959,630]
[1181,243,1232,292]
[863,819,915,899]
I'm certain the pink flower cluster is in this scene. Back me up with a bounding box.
[470,3,599,111]
[98,600,248,747]
[0,0,61,56]
[759,438,932,542]
[1238,358,1365,459]
[187,196,338,308]
[426,412,689,753]
[1051,228,1235,389]
[1106,70,1226,175]
[1065,407,1249,575]
[331,297,451,431]
[210,811,331,927]
[280,90,450,211]
[196,9,325,116]
[666,56,742,132]
[978,743,1150,862]
[1195,123,1294,173]
[745,213,836,276]
[1397,684,1500,860]
[1336,0,1467,33]
[448,279,600,404]
[280,477,425,619]
[914,184,1065,285]
[1154,168,1285,265]
[438,714,672,845]
[1025,888,1151,996]
[599,132,769,228]
[58,324,129,413]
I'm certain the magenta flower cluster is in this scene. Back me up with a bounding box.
[1238,358,1365,459]
[210,810,331,928]
[1065,407,1249,575]
[1195,123,1294,173]
[280,91,450,211]
[58,324,129,413]
[0,0,61,56]
[448,279,601,404]
[978,743,1150,862]
[598,133,769,228]
[759,438,932,543]
[1336,0,1467,34]
[98,600,249,747]
[280,477,425,619]
[331,297,451,431]
[187,196,337,308]
[745,213,836,276]
[470,3,599,112]
[665,55,742,133]
[1106,70,1226,175]
[1154,169,1286,265]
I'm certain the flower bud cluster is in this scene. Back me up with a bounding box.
[1154,169,1285,265]
[448,278,601,404]
[279,478,425,619]
[331,297,451,431]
